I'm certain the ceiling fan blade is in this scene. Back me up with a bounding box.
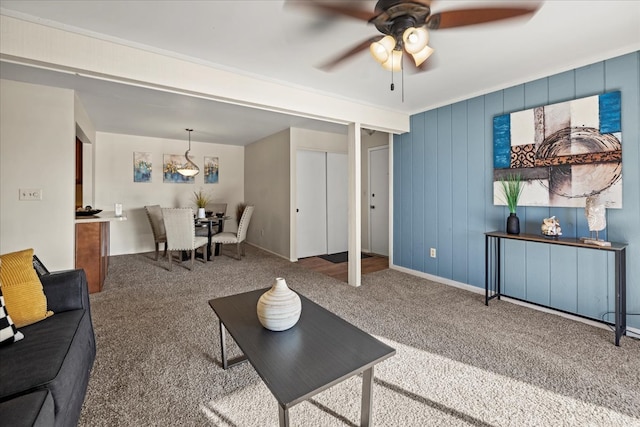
[426,6,539,30]
[287,1,379,22]
[318,36,383,71]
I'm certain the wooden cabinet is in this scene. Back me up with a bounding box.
[75,221,109,293]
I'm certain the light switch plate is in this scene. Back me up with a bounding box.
[19,188,42,200]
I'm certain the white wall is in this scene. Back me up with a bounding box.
[244,129,291,258]
[94,132,245,255]
[0,79,76,270]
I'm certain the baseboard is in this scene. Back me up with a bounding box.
[245,242,293,262]
[390,263,640,339]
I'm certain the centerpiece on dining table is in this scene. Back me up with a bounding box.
[192,188,212,219]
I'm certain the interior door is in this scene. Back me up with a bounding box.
[296,150,327,258]
[326,152,348,254]
[369,146,389,256]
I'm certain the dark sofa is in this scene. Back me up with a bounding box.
[0,269,96,427]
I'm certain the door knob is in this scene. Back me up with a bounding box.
[370,205,375,209]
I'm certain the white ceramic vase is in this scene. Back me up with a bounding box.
[197,207,206,219]
[256,278,302,331]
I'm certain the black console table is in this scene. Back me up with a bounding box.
[485,231,627,346]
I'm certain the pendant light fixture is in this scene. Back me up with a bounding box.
[177,128,200,177]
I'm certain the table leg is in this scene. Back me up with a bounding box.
[206,221,213,261]
[361,366,374,427]
[614,248,627,346]
[278,404,289,427]
[218,320,248,370]
[219,320,230,369]
[485,235,489,305]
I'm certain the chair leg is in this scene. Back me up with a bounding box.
[190,249,195,270]
[241,242,246,257]
[168,250,173,271]
[236,243,241,260]
[154,242,159,261]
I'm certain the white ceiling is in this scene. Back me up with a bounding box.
[1,0,639,145]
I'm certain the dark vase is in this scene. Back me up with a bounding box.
[506,213,520,235]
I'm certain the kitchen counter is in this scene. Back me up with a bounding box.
[75,210,127,223]
[75,211,126,293]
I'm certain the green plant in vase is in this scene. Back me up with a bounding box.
[193,188,211,218]
[500,173,524,234]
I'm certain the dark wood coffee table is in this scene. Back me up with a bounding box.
[208,289,395,427]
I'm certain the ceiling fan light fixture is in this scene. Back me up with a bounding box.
[381,49,403,72]
[402,26,429,54]
[369,35,396,64]
[177,128,200,177]
[410,44,435,67]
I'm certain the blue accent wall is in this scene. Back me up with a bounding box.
[393,51,640,329]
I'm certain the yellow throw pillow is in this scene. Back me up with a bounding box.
[0,249,53,327]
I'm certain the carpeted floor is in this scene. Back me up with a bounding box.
[79,245,640,426]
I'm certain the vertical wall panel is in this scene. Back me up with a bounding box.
[393,135,403,266]
[401,132,413,266]
[424,110,439,274]
[437,106,453,278]
[451,101,469,284]
[393,51,639,330]
[466,96,487,287]
[548,70,579,237]
[503,240,527,299]
[575,62,606,238]
[605,53,640,326]
[525,242,551,306]
[577,250,610,320]
[549,246,578,313]
[411,114,426,272]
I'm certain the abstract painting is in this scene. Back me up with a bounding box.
[133,152,152,183]
[204,156,219,184]
[493,91,622,208]
[163,154,195,183]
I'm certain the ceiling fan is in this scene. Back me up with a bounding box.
[291,0,540,72]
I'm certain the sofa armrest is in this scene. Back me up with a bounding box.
[41,269,90,313]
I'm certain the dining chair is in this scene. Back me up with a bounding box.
[210,205,254,260]
[144,205,167,261]
[161,208,209,271]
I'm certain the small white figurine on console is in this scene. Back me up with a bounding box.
[541,216,562,237]
[581,195,611,247]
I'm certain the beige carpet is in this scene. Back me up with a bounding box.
[79,245,640,426]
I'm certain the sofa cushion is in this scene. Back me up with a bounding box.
[0,249,53,327]
[0,390,54,427]
[0,285,24,345]
[0,310,89,400]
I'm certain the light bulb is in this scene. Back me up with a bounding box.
[369,35,396,64]
[403,27,429,54]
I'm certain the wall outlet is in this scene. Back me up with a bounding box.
[430,248,436,258]
[19,188,42,201]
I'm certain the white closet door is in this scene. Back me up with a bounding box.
[296,150,327,258]
[326,152,348,254]
[369,146,389,256]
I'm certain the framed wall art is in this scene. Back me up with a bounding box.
[493,91,622,208]
[133,152,152,183]
[204,156,219,184]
